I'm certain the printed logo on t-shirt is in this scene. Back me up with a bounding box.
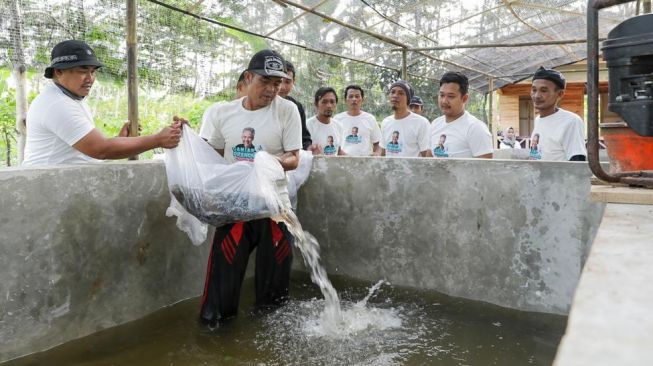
[345,126,362,144]
[433,133,449,157]
[386,130,402,155]
[529,133,542,160]
[233,127,262,161]
[323,135,338,156]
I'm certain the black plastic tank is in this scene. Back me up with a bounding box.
[602,13,653,136]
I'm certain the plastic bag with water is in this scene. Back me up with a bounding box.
[163,125,312,245]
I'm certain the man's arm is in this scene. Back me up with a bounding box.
[425,149,433,157]
[277,150,299,171]
[475,153,493,159]
[371,142,382,156]
[74,123,181,160]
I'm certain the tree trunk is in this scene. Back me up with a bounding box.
[9,0,27,165]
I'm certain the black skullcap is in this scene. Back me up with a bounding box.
[532,66,566,89]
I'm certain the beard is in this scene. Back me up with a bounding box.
[322,110,333,117]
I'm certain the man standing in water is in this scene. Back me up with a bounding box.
[199,49,302,327]
[334,85,382,156]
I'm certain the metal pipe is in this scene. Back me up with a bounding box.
[587,0,650,185]
[392,38,601,52]
[402,49,407,80]
[127,0,138,160]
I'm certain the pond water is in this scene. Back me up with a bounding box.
[4,272,566,366]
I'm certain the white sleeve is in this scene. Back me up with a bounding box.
[379,118,388,149]
[200,104,224,149]
[468,122,494,157]
[370,115,381,144]
[418,118,430,152]
[48,103,94,146]
[562,115,587,160]
[282,102,303,152]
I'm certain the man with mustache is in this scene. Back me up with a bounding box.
[306,87,343,156]
[334,85,382,156]
[529,67,586,161]
[199,49,302,327]
[380,80,429,157]
[427,71,493,159]
[23,40,182,166]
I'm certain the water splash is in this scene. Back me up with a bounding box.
[277,210,343,328]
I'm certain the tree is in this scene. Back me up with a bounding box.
[8,0,27,165]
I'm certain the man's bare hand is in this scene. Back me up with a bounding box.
[118,121,142,137]
[307,143,323,156]
[156,124,182,149]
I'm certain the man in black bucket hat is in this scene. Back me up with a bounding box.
[23,40,183,166]
[199,49,302,327]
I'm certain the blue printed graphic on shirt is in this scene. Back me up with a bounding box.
[233,144,262,161]
[386,141,402,155]
[529,147,542,160]
[433,146,448,157]
[345,134,362,144]
[323,145,337,156]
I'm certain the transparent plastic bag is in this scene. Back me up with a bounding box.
[287,149,313,209]
[164,125,308,229]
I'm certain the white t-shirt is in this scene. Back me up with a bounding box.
[429,111,493,158]
[306,116,343,156]
[333,111,381,156]
[380,112,430,157]
[200,96,302,163]
[23,82,99,166]
[530,108,587,161]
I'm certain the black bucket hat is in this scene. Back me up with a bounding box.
[246,49,288,79]
[44,40,103,79]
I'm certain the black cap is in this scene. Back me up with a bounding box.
[246,49,288,79]
[389,80,413,101]
[44,40,103,79]
[409,96,424,106]
[532,66,566,89]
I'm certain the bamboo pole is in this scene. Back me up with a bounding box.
[127,0,138,159]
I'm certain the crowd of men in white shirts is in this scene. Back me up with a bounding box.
[266,66,587,162]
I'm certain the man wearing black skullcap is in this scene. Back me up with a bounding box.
[23,40,183,166]
[199,49,301,327]
[529,66,586,161]
[380,80,430,157]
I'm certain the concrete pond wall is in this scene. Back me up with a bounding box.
[0,158,604,362]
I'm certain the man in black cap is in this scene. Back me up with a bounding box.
[23,40,182,166]
[278,60,312,150]
[529,66,586,161]
[199,49,301,327]
[380,80,429,157]
[409,96,425,116]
